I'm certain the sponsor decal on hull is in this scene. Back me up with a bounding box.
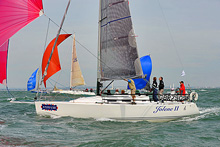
[41,104,58,111]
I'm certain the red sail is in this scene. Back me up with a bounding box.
[0,0,43,47]
[0,40,9,85]
[42,34,71,87]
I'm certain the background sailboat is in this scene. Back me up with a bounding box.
[52,34,95,95]
[27,68,39,92]
[70,34,85,88]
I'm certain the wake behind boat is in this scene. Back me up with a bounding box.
[35,0,199,122]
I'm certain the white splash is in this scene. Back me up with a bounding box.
[199,89,207,92]
[95,118,116,122]
[176,107,220,122]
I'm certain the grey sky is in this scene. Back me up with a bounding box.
[1,0,220,89]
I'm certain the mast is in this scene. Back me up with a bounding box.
[39,0,71,87]
[96,0,102,95]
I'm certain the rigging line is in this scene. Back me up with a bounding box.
[49,78,68,88]
[157,0,189,86]
[47,78,54,87]
[54,70,62,87]
[43,18,51,52]
[36,18,51,98]
[6,86,14,98]
[43,15,127,81]
[5,39,14,98]
[157,0,184,69]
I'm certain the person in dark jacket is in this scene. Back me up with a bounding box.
[159,77,164,95]
[151,77,158,102]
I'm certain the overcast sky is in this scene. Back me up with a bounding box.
[1,0,220,89]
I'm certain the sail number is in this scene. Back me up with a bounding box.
[153,106,179,113]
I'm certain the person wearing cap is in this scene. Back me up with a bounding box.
[179,81,185,95]
[124,79,136,104]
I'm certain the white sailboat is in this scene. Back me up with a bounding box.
[35,0,199,122]
[52,34,95,96]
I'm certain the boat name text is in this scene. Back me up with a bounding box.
[153,106,179,113]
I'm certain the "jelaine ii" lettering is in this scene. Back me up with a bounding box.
[153,106,179,113]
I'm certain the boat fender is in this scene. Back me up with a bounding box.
[190,92,198,101]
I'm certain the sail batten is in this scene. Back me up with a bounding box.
[70,34,85,87]
[99,0,143,81]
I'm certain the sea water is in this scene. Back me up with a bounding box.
[0,89,219,146]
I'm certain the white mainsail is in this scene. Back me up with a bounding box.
[98,0,143,81]
[70,34,85,87]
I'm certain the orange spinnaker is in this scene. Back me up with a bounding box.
[42,34,71,87]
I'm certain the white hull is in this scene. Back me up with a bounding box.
[52,90,95,96]
[35,96,199,122]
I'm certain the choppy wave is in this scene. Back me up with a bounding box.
[1,89,220,146]
[176,107,220,122]
[0,136,29,147]
[95,118,116,122]
[42,114,62,119]
[199,89,207,92]
[199,107,220,115]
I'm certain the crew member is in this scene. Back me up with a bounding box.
[179,81,185,95]
[151,77,158,102]
[159,77,164,95]
[124,79,136,104]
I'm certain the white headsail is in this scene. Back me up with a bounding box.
[70,34,85,87]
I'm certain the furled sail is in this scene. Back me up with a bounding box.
[99,0,143,81]
[128,55,152,90]
[0,0,44,47]
[42,34,71,87]
[70,34,85,87]
[0,40,9,86]
[27,68,39,91]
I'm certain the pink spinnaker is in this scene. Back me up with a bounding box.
[0,0,44,47]
[0,0,43,86]
[0,40,9,85]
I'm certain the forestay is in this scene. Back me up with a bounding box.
[99,0,143,81]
